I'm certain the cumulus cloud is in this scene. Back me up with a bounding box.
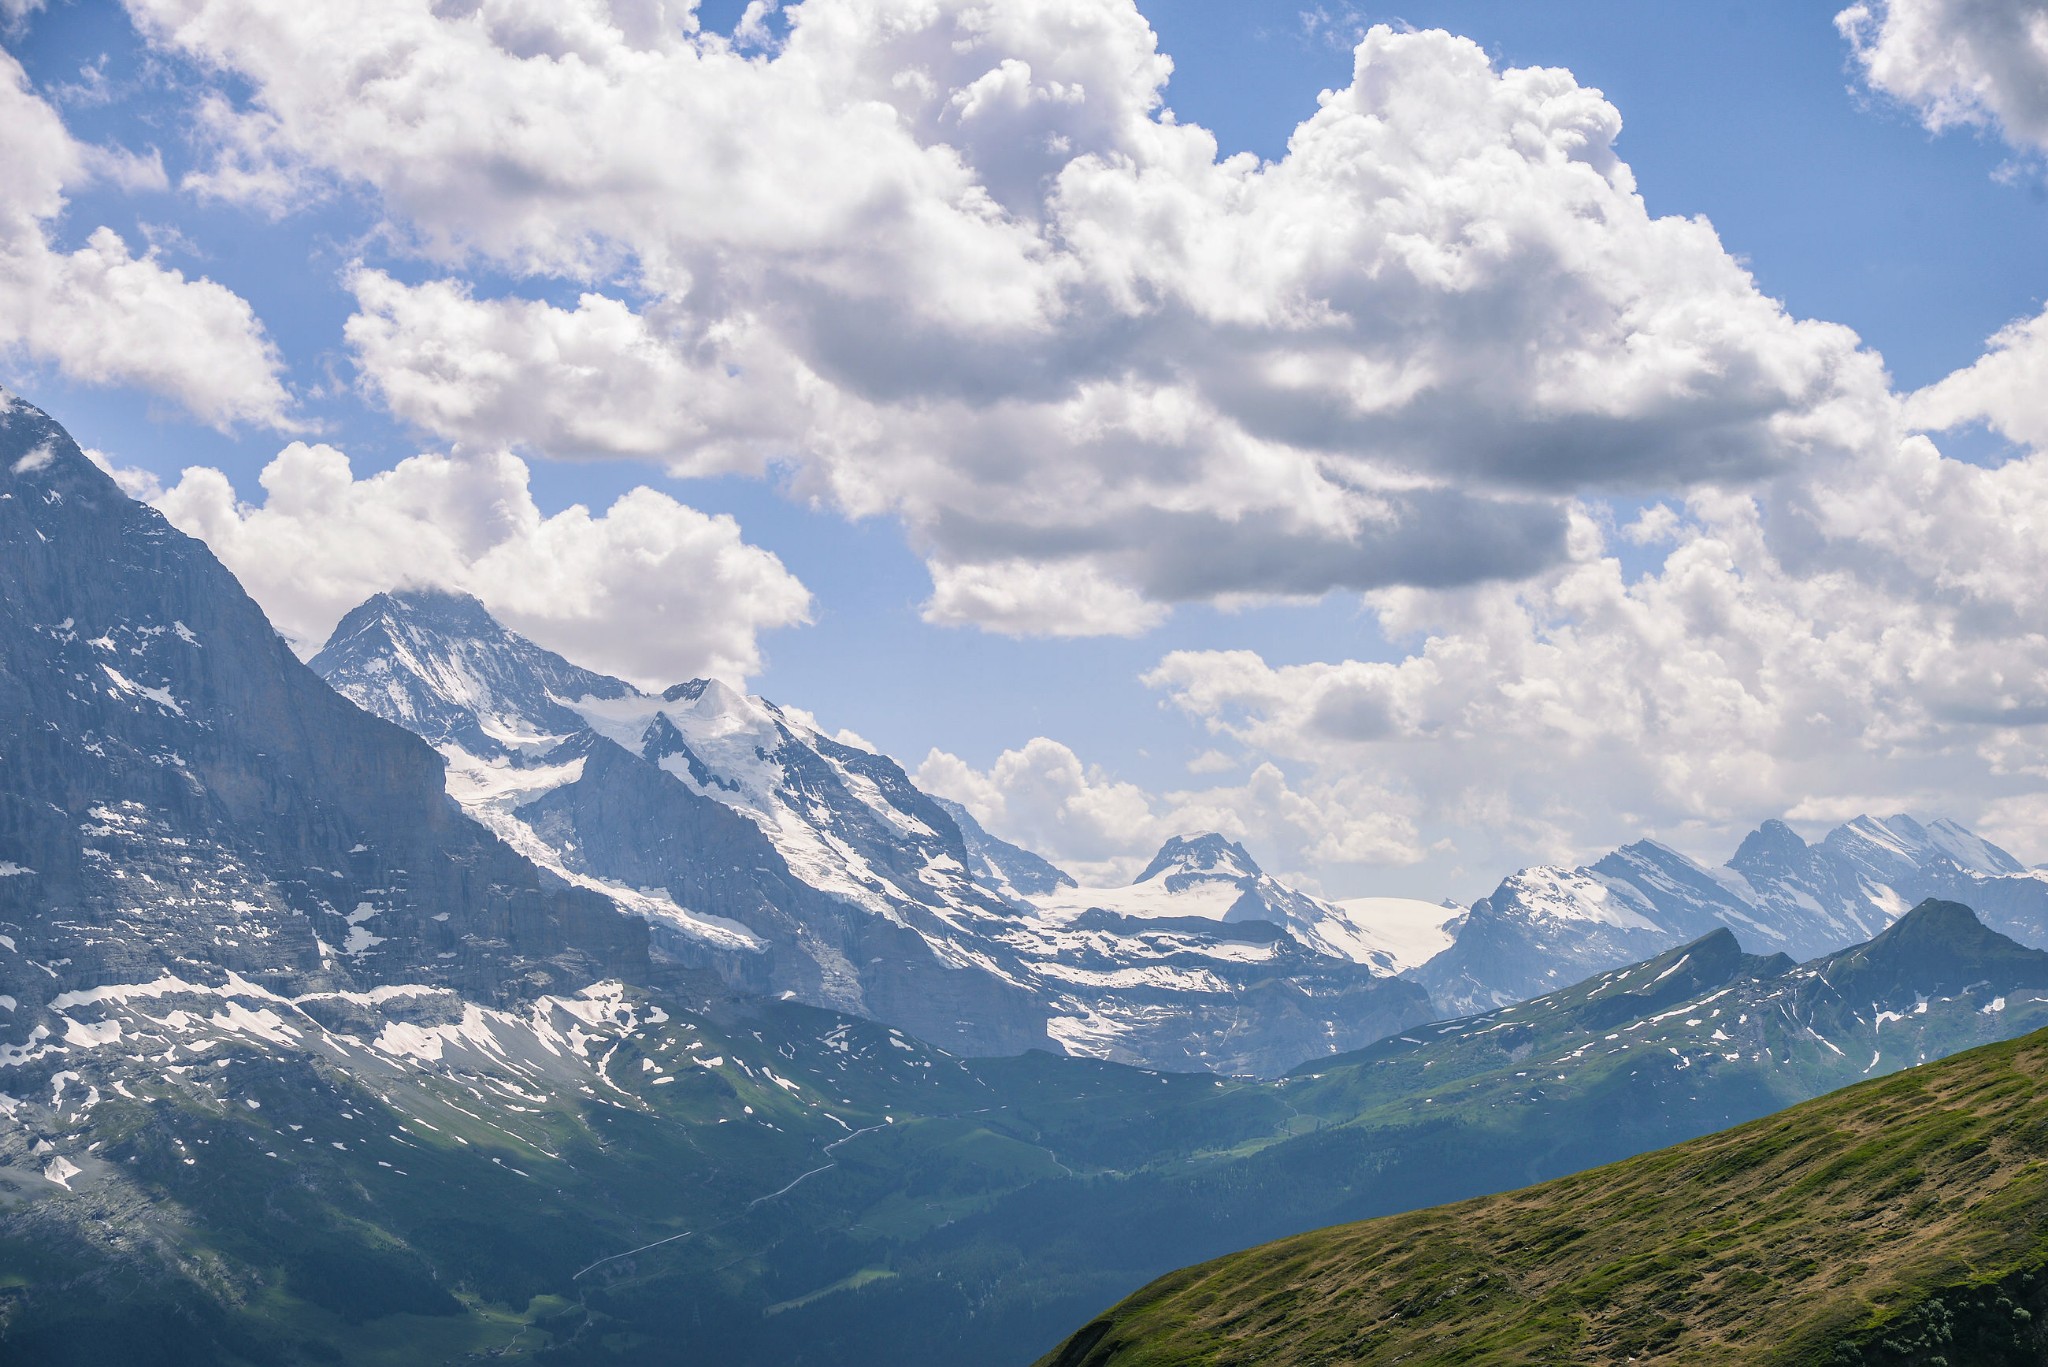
[1839,0,2048,153]
[150,443,812,685]
[1906,302,2048,448]
[0,51,292,429]
[916,736,1421,886]
[1142,408,2048,876]
[122,1,1889,633]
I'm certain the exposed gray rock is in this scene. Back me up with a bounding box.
[0,397,649,1051]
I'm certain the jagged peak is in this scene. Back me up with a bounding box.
[662,677,752,712]
[1823,812,2025,877]
[1728,817,1809,872]
[1,395,124,496]
[1137,833,1261,884]
[325,586,501,649]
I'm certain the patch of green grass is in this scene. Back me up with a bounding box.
[764,1266,898,1315]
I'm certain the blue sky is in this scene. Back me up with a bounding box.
[5,0,2048,898]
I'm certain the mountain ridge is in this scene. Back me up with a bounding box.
[314,588,1432,1074]
[0,397,648,1026]
[1414,814,2048,1015]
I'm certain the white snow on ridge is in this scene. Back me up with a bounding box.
[1325,898,1465,973]
[100,664,185,717]
[1499,867,1663,932]
[342,904,385,956]
[1027,862,1455,976]
[1923,818,2025,876]
[438,743,767,953]
[440,747,586,811]
[576,684,928,923]
[24,973,664,1079]
[1030,879,1245,924]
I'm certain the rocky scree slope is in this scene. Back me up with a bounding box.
[314,591,1431,1074]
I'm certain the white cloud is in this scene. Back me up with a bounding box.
[1906,302,2048,448]
[1142,406,2048,877]
[0,51,292,429]
[921,558,1168,637]
[915,736,1422,886]
[918,738,1161,882]
[1839,0,2048,153]
[150,442,812,685]
[123,2,1889,632]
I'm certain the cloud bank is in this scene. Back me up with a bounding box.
[14,0,2036,885]
[127,0,1886,635]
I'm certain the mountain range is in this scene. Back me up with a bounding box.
[313,583,2048,1063]
[311,587,1433,1076]
[1418,813,2048,1015]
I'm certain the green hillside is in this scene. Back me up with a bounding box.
[1042,1024,2048,1367]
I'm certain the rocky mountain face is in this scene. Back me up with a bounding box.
[934,796,1076,900]
[1411,815,2048,1015]
[0,397,648,1044]
[314,591,1431,1075]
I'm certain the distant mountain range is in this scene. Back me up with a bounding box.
[1415,813,2048,1015]
[311,587,1430,1075]
[314,584,2048,1060]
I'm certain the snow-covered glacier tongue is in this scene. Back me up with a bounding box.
[314,593,1433,1075]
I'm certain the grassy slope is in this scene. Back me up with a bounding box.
[1041,1025,2048,1367]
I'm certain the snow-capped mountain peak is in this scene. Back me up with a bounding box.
[1826,813,2026,880]
[1135,832,1263,888]
[310,588,632,759]
[1028,834,1457,977]
[316,593,1429,1073]
[1411,811,2048,1017]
